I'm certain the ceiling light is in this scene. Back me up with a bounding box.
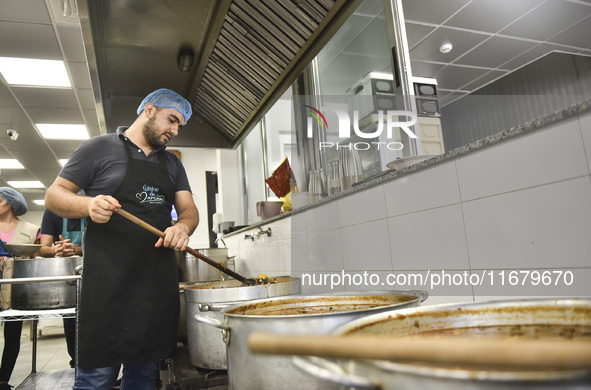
[7,181,45,189]
[59,159,69,167]
[0,159,24,169]
[439,43,453,54]
[36,124,89,140]
[0,57,71,87]
[33,200,45,206]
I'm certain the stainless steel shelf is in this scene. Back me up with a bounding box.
[0,308,75,321]
[0,275,81,374]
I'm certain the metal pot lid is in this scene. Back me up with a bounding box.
[223,290,427,318]
[184,276,301,303]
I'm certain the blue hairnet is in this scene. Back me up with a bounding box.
[137,88,192,125]
[0,187,28,216]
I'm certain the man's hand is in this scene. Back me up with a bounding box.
[88,195,121,223]
[156,223,190,251]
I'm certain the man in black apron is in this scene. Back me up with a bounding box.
[45,89,199,390]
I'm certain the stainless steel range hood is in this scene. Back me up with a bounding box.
[78,0,360,149]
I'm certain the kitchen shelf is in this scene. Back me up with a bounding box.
[0,307,75,321]
[0,275,80,374]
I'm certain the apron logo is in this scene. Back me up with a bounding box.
[136,184,165,205]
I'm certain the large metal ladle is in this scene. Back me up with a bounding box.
[115,209,256,285]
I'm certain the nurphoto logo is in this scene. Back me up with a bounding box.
[303,104,418,151]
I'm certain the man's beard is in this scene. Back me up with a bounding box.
[142,114,168,149]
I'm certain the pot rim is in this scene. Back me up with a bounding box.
[183,276,301,303]
[330,297,591,381]
[222,290,427,319]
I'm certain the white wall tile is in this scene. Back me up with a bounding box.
[280,217,291,242]
[387,204,470,270]
[236,244,265,276]
[340,219,393,271]
[307,230,344,271]
[283,238,291,273]
[579,111,591,174]
[463,177,591,269]
[456,117,589,201]
[306,202,340,234]
[290,211,308,238]
[337,185,387,227]
[263,241,285,273]
[384,161,461,217]
[289,236,310,273]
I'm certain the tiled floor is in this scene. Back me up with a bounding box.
[0,318,72,388]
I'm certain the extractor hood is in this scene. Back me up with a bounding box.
[78,0,360,149]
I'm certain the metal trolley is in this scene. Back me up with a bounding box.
[0,275,81,388]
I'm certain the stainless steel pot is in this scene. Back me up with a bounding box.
[11,257,83,310]
[296,298,591,389]
[185,276,301,369]
[178,282,204,343]
[197,290,428,390]
[176,248,229,283]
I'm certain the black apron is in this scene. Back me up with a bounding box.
[78,139,179,369]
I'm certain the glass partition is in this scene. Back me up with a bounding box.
[238,0,591,224]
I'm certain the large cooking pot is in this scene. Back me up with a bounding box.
[11,257,83,310]
[185,276,301,369]
[296,298,591,389]
[196,289,428,390]
[176,248,229,282]
[178,281,206,344]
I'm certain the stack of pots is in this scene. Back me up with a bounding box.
[195,289,428,389]
[184,276,301,369]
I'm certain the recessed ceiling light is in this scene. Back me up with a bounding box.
[33,200,45,206]
[59,159,69,167]
[7,181,45,189]
[0,57,71,87]
[36,124,89,140]
[0,159,24,169]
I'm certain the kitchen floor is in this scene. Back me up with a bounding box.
[0,318,73,388]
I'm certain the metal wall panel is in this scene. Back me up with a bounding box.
[440,53,591,151]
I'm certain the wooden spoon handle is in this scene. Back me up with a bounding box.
[249,332,591,370]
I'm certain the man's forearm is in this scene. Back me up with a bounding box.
[176,207,199,236]
[45,180,90,219]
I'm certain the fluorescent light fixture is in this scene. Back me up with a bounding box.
[59,159,69,167]
[33,200,45,206]
[0,57,71,87]
[37,124,89,140]
[0,159,24,169]
[7,181,45,189]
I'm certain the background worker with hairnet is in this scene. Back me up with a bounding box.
[0,187,40,390]
[45,88,199,390]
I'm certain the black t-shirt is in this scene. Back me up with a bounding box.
[41,210,82,242]
[59,127,192,196]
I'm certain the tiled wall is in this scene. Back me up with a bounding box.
[223,111,591,305]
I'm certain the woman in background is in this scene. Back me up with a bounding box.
[0,187,40,390]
